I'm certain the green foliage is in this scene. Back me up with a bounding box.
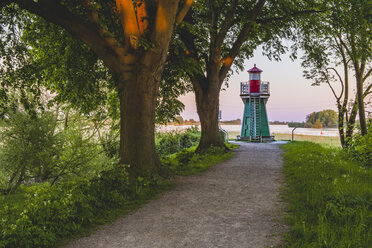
[0,165,169,248]
[287,122,305,128]
[156,127,201,157]
[0,3,191,124]
[163,145,235,175]
[0,128,235,248]
[305,109,338,128]
[0,110,113,193]
[346,121,372,168]
[282,142,372,247]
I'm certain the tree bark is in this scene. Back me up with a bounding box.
[345,99,359,146]
[356,74,367,135]
[337,103,346,147]
[193,67,227,153]
[115,62,161,176]
[113,40,177,176]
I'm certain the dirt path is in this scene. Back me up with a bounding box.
[64,142,287,248]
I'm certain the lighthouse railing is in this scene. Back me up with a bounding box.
[240,81,270,95]
[260,81,270,94]
[240,82,250,94]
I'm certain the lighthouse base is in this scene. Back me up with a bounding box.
[237,135,275,142]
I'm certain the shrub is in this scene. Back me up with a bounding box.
[346,121,372,168]
[156,127,200,157]
[0,111,113,193]
[0,165,163,248]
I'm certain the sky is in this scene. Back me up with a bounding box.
[178,47,345,122]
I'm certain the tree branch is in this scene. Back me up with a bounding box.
[363,67,372,82]
[364,83,372,97]
[136,0,149,35]
[341,33,355,65]
[176,0,194,24]
[82,0,124,55]
[151,0,179,51]
[326,67,344,98]
[115,0,140,49]
[13,0,127,76]
[218,0,266,85]
[323,70,341,100]
[209,0,218,46]
[256,9,324,25]
[215,0,238,50]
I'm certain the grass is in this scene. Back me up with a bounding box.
[274,133,341,147]
[281,141,372,247]
[164,143,237,176]
[55,181,175,247]
[227,130,341,148]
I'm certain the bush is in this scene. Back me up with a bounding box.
[346,121,372,168]
[156,127,200,157]
[0,166,123,247]
[0,111,113,193]
[0,165,165,248]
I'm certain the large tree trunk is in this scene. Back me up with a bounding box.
[193,70,227,153]
[356,74,367,135]
[9,0,191,179]
[116,55,169,177]
[345,100,359,147]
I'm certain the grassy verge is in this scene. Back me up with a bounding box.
[0,166,174,248]
[281,141,372,247]
[274,133,341,147]
[163,143,238,175]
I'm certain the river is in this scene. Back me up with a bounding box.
[156,124,339,138]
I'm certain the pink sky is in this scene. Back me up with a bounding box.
[178,47,344,122]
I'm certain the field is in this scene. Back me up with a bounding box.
[226,130,341,147]
[282,142,372,247]
[272,133,341,147]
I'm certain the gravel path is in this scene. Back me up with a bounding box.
[64,142,287,248]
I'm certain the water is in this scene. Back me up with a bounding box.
[157,124,339,137]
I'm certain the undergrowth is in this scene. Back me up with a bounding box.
[0,142,237,247]
[282,141,372,248]
[0,165,173,248]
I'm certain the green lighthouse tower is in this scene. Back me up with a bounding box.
[239,65,273,142]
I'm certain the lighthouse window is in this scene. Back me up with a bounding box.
[249,73,260,80]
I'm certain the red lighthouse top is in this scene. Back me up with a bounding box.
[248,64,262,93]
[248,64,263,73]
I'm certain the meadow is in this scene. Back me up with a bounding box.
[282,141,372,247]
[226,129,341,147]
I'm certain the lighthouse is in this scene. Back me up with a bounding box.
[239,64,273,142]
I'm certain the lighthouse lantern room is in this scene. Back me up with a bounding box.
[239,64,274,142]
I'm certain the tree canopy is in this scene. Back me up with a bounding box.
[300,0,372,138]
[170,0,325,151]
[1,0,194,177]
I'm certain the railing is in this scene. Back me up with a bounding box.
[240,81,270,95]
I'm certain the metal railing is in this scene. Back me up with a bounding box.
[240,81,270,95]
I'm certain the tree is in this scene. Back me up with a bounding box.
[176,0,322,152]
[305,110,338,129]
[1,0,193,177]
[300,0,372,145]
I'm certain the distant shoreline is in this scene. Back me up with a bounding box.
[163,123,337,129]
